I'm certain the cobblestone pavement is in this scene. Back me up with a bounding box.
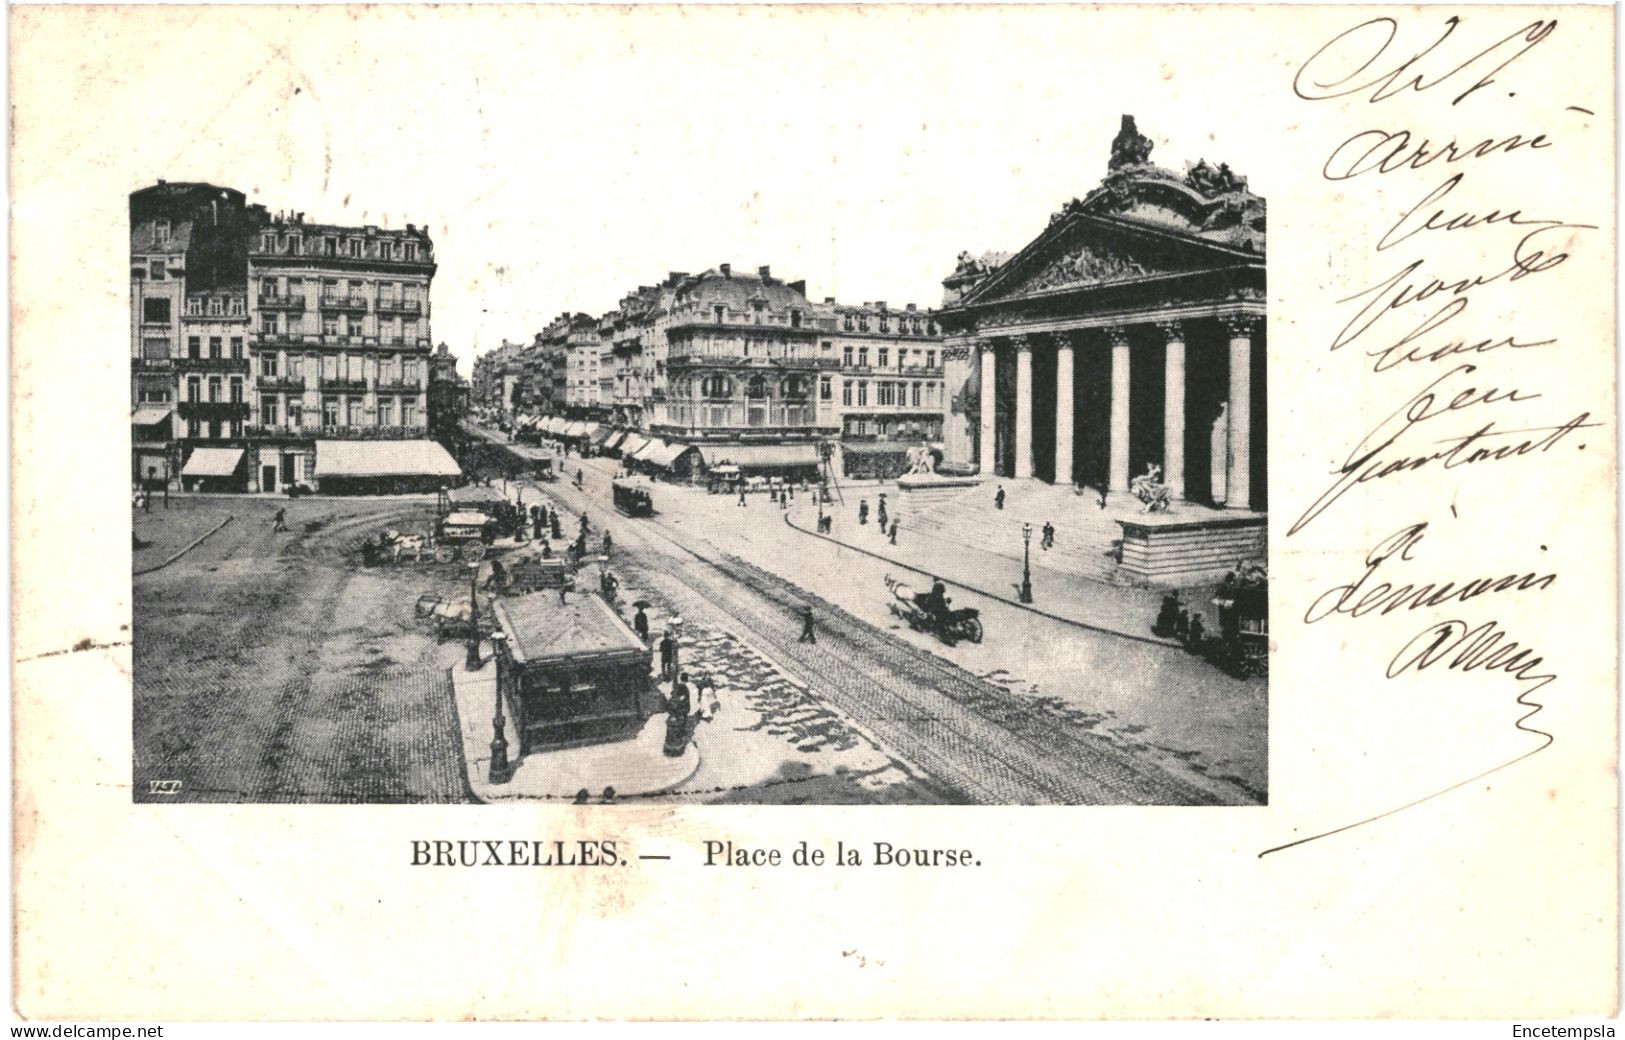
[134,496,474,803]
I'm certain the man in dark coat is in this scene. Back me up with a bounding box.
[634,606,650,643]
[659,633,676,680]
[798,605,817,644]
[995,485,1006,510]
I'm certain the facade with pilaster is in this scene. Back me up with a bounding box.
[938,115,1266,514]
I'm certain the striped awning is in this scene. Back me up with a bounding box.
[696,443,820,469]
[131,406,172,426]
[639,440,695,470]
[619,433,652,458]
[181,447,244,477]
[315,440,461,478]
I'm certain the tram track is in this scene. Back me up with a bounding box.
[536,472,1220,806]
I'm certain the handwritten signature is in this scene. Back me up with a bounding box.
[1272,12,1593,856]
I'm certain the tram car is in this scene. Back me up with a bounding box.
[612,479,655,517]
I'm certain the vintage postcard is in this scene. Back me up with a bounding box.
[10,2,1617,1021]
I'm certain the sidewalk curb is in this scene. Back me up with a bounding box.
[133,515,233,576]
[781,511,1181,650]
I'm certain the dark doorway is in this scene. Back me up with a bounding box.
[1127,332,1166,486]
[1074,342,1110,492]
[1183,326,1229,507]
[261,464,278,493]
[1031,345,1057,483]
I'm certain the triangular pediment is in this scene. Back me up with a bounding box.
[960,213,1252,309]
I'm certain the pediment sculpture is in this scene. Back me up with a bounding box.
[1020,240,1148,294]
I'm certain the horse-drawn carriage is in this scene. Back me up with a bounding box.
[884,575,984,646]
[1212,561,1268,678]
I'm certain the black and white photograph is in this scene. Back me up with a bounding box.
[129,105,1267,806]
[15,1,1616,1024]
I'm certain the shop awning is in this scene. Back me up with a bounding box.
[588,425,614,446]
[563,421,590,438]
[639,440,695,470]
[619,433,652,458]
[841,441,912,455]
[697,443,820,469]
[604,431,628,452]
[181,447,244,478]
[315,440,462,478]
[449,484,507,506]
[131,406,172,426]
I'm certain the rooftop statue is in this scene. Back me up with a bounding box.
[1108,114,1154,171]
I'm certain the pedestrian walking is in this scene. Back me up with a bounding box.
[272,507,287,533]
[858,499,869,526]
[694,674,720,720]
[798,604,817,644]
[662,673,692,757]
[738,488,748,507]
[551,513,563,539]
[1042,520,1055,551]
[602,530,613,555]
[533,515,545,540]
[889,518,900,545]
[995,485,1006,510]
[634,605,650,643]
[659,633,676,680]
[877,495,888,531]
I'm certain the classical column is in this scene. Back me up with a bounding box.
[1013,336,1033,480]
[1159,321,1186,500]
[977,341,997,476]
[1225,316,1256,510]
[1107,327,1131,494]
[1053,335,1074,487]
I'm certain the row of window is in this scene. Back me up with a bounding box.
[258,353,421,383]
[840,345,939,369]
[185,376,244,404]
[844,417,943,438]
[260,313,421,339]
[187,336,245,360]
[184,296,246,317]
[841,380,943,410]
[259,395,419,428]
[257,231,421,261]
[256,277,422,304]
[840,315,938,336]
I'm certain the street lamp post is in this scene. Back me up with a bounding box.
[488,630,511,783]
[466,560,484,671]
[1019,522,1034,604]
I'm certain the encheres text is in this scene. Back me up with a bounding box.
[411,839,618,867]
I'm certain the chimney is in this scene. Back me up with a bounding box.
[824,297,835,305]
[788,279,806,295]
[758,265,771,281]
[720,263,732,278]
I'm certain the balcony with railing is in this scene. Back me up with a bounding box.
[375,298,422,317]
[256,375,307,392]
[648,400,833,435]
[373,377,423,393]
[319,294,370,313]
[244,422,428,441]
[132,357,173,371]
[255,332,434,352]
[317,375,370,392]
[257,292,306,312]
[177,401,251,422]
[665,351,836,370]
[175,356,250,373]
